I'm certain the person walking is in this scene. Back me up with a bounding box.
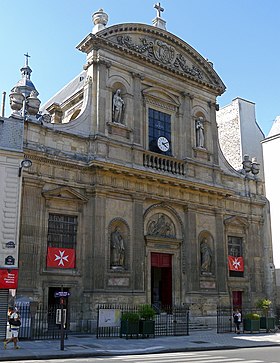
[233,309,242,334]
[4,307,20,349]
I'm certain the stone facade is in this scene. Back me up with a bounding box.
[13,9,275,321]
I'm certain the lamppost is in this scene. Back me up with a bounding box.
[18,158,32,177]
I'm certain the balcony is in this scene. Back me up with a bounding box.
[143,152,185,176]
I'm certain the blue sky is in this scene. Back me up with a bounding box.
[0,0,279,136]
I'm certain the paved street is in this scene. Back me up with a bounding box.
[1,329,280,361]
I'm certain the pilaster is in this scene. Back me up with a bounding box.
[132,198,145,291]
[215,210,228,294]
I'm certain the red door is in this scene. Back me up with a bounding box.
[151,253,172,307]
[232,291,242,309]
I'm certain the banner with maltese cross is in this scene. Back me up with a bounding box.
[228,255,244,272]
[47,247,75,268]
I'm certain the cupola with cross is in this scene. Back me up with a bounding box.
[9,53,41,118]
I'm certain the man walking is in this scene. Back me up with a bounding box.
[4,307,20,349]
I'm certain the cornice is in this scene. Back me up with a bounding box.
[23,151,89,170]
[90,159,233,199]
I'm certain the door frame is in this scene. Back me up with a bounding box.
[145,236,182,306]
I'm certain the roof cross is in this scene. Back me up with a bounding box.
[154,2,164,18]
[24,52,31,66]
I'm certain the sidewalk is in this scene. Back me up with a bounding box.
[2,330,280,361]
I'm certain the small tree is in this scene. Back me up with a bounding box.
[139,305,156,320]
[256,298,272,317]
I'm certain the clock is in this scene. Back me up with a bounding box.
[157,136,170,152]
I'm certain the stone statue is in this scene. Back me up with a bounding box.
[110,227,125,267]
[112,89,125,123]
[200,238,212,273]
[196,117,205,148]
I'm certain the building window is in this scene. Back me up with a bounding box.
[228,236,244,277]
[47,214,77,249]
[148,108,172,155]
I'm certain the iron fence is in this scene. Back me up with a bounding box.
[8,303,279,340]
[96,304,189,338]
[15,304,68,340]
[216,306,279,333]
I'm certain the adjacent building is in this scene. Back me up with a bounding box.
[262,117,280,302]
[0,102,24,338]
[216,97,265,180]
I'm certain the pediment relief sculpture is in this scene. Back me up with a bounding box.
[147,213,176,238]
[116,35,203,81]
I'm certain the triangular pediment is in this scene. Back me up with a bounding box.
[142,87,180,108]
[78,23,225,95]
[42,186,88,203]
[224,216,248,228]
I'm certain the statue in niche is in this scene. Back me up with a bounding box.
[200,238,212,274]
[112,89,125,123]
[195,117,205,148]
[110,226,125,268]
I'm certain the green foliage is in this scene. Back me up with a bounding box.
[121,311,140,322]
[245,313,260,320]
[139,304,156,320]
[256,298,272,316]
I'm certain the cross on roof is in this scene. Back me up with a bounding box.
[154,2,164,18]
[24,52,31,66]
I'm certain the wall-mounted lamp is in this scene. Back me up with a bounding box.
[18,158,32,177]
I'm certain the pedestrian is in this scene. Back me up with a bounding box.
[233,309,242,334]
[4,307,21,349]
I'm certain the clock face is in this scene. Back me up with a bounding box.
[157,136,170,152]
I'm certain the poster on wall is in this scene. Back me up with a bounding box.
[98,309,121,328]
[0,269,18,289]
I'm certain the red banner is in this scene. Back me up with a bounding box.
[47,247,75,268]
[0,269,18,289]
[228,256,244,271]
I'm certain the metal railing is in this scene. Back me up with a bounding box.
[96,304,189,338]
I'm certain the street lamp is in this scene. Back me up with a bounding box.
[18,158,32,177]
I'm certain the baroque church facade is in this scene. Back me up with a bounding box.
[3,6,275,320]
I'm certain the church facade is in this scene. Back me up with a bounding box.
[8,7,275,320]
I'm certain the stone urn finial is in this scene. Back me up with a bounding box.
[9,88,24,112]
[92,8,108,34]
[27,90,41,116]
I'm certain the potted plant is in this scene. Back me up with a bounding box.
[120,311,140,339]
[139,304,156,338]
[256,298,275,331]
[243,313,260,333]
